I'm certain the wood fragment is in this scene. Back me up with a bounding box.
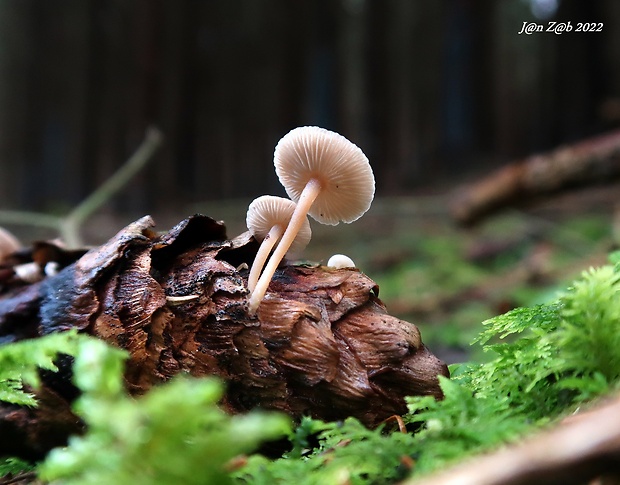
[451,129,620,225]
[0,214,448,459]
[406,394,620,485]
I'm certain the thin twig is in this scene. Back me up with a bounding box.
[0,210,63,230]
[406,394,620,485]
[0,471,38,485]
[61,127,164,246]
[0,127,164,248]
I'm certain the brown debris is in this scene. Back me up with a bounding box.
[0,214,448,458]
[0,385,82,461]
[406,393,620,485]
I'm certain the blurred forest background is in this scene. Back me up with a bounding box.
[1,0,619,359]
[0,0,618,215]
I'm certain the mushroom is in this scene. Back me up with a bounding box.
[13,262,43,283]
[246,195,311,292]
[0,226,20,261]
[247,126,375,314]
[327,254,356,269]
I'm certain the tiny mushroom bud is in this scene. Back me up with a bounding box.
[246,195,311,292]
[327,254,356,269]
[248,126,375,315]
[13,262,43,283]
[44,261,60,277]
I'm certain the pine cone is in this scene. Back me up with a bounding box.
[1,215,448,431]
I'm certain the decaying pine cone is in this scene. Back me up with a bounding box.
[0,214,448,454]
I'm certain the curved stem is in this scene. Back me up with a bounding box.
[68,127,164,229]
[248,178,321,315]
[0,210,63,229]
[62,126,164,247]
[247,224,284,292]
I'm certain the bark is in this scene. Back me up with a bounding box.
[451,129,620,225]
[0,214,448,459]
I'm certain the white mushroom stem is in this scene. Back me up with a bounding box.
[247,223,285,292]
[248,178,322,314]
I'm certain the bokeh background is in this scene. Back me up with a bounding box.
[1,0,619,360]
[1,0,618,214]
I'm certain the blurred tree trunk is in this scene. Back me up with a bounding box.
[0,1,617,218]
[338,0,367,144]
[0,1,39,208]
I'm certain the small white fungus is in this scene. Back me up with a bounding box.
[327,254,356,269]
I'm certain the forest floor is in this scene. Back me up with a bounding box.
[7,182,618,365]
[191,183,619,365]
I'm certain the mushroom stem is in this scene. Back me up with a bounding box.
[248,178,322,314]
[247,223,285,292]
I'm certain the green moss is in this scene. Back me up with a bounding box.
[401,260,620,475]
[0,333,289,484]
[0,329,83,406]
[4,255,620,483]
[37,339,290,485]
[0,457,34,477]
[235,417,419,485]
[240,259,620,482]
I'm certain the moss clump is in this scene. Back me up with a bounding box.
[239,257,620,481]
[0,333,290,483]
[401,258,620,476]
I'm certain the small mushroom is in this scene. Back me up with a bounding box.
[13,261,43,283]
[44,261,60,277]
[327,254,356,269]
[246,195,311,292]
[248,126,374,314]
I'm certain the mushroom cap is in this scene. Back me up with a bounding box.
[274,126,375,225]
[246,195,312,256]
[327,254,356,269]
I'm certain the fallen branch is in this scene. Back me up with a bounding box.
[451,129,620,225]
[407,394,620,485]
[0,127,163,247]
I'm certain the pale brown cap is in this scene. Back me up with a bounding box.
[327,254,356,269]
[0,226,20,261]
[274,126,375,225]
[246,195,311,255]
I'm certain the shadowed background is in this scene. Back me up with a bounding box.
[0,0,618,217]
